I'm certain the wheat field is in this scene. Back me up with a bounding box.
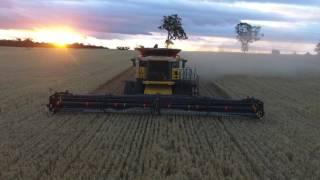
[0,47,319,179]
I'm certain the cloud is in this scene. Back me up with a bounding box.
[193,0,320,5]
[230,1,320,20]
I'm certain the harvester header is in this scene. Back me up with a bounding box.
[47,48,265,119]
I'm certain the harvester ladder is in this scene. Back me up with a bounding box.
[180,68,199,96]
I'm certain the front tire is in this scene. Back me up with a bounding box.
[123,81,144,95]
[124,81,136,95]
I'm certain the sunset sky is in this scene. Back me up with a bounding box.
[0,0,319,53]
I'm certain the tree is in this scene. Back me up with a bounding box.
[315,42,320,55]
[158,14,188,48]
[235,22,263,53]
[22,38,34,47]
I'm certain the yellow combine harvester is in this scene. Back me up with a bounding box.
[125,48,198,96]
[47,48,264,119]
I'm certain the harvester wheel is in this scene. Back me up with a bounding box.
[174,81,193,96]
[124,81,144,95]
[124,81,136,95]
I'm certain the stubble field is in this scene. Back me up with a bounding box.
[0,47,319,180]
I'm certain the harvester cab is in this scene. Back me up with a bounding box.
[126,48,199,96]
[47,48,265,119]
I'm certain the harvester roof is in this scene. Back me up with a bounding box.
[138,56,178,62]
[137,48,180,57]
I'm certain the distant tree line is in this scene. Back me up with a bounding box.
[69,43,107,49]
[117,46,130,50]
[0,38,108,49]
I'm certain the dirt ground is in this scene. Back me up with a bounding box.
[0,47,319,179]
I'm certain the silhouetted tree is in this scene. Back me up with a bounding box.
[315,42,320,55]
[235,22,263,53]
[159,14,188,48]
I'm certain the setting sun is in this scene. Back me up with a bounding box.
[32,27,84,47]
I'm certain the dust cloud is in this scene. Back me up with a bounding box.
[181,52,320,79]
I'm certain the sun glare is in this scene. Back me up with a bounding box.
[33,27,84,47]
